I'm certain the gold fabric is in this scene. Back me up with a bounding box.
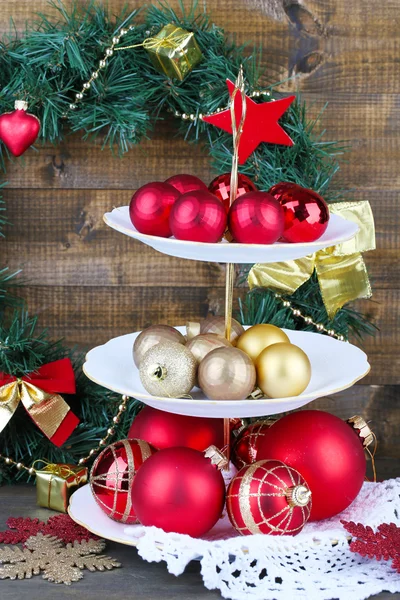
[144,24,203,80]
[248,201,375,318]
[35,463,88,513]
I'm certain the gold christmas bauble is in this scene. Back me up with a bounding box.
[187,334,232,386]
[236,324,290,362]
[198,347,256,401]
[133,324,185,367]
[200,316,245,345]
[255,342,311,398]
[139,341,197,397]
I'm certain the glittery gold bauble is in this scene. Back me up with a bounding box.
[187,333,232,385]
[255,342,311,398]
[236,324,290,362]
[198,347,256,401]
[200,316,245,345]
[139,342,196,397]
[133,324,185,367]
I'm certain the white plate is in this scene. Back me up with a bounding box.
[83,326,370,418]
[104,207,358,264]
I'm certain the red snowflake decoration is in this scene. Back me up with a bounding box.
[342,520,400,573]
[0,515,98,545]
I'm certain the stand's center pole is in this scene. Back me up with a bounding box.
[223,66,247,466]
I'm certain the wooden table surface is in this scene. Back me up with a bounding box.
[1,460,399,600]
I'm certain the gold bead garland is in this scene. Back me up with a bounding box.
[0,394,130,475]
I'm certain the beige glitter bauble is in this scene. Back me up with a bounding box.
[133,324,185,367]
[200,316,245,345]
[198,347,256,401]
[255,342,311,398]
[139,341,197,397]
[236,324,290,362]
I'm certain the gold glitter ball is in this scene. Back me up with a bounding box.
[139,341,197,397]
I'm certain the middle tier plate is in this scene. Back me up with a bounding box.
[104,207,358,263]
[83,327,370,418]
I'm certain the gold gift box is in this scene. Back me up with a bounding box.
[36,463,88,513]
[145,23,203,80]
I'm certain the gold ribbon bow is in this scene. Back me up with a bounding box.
[248,201,375,318]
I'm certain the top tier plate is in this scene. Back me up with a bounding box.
[104,206,358,264]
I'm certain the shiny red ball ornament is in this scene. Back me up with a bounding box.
[227,459,312,536]
[228,191,284,244]
[268,181,301,201]
[90,439,157,524]
[131,446,226,537]
[279,186,330,243]
[128,405,225,452]
[0,101,40,157]
[231,419,276,469]
[257,410,367,521]
[129,182,180,238]
[165,173,208,195]
[208,172,258,213]
[170,190,227,243]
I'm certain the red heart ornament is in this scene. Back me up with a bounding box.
[0,101,40,157]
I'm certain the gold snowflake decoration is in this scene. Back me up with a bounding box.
[0,533,121,585]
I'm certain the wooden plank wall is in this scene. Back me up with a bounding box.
[1,1,399,457]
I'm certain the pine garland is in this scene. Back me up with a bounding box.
[0,1,375,481]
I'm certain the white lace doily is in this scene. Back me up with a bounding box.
[124,478,400,600]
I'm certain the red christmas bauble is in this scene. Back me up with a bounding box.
[279,187,330,243]
[228,191,284,244]
[129,182,180,238]
[165,173,208,195]
[131,446,226,537]
[231,419,276,469]
[208,172,258,213]
[90,439,157,524]
[268,181,300,201]
[227,459,312,536]
[128,405,225,452]
[170,190,227,243]
[257,410,366,521]
[0,102,40,157]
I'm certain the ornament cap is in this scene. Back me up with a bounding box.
[347,415,374,448]
[186,321,201,340]
[286,484,311,508]
[247,386,264,400]
[204,445,228,470]
[14,100,28,111]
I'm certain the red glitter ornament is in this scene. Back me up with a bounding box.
[0,101,40,157]
[203,79,295,164]
[90,439,157,524]
[131,446,226,537]
[228,191,284,244]
[257,410,367,521]
[0,515,97,545]
[129,182,180,238]
[165,173,208,195]
[279,186,330,243]
[227,459,312,536]
[268,181,300,201]
[169,190,227,243]
[231,419,276,469]
[208,172,257,213]
[128,405,225,452]
[342,521,400,574]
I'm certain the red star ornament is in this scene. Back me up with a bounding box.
[203,79,295,164]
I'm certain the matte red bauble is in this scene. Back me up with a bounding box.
[279,187,330,243]
[131,446,226,537]
[0,101,40,157]
[231,419,276,469]
[128,405,225,452]
[208,172,257,213]
[268,181,300,201]
[90,439,157,524]
[227,459,312,536]
[257,410,367,521]
[170,190,227,243]
[165,173,208,195]
[129,182,180,237]
[228,192,284,244]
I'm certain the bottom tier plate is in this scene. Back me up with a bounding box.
[83,326,370,418]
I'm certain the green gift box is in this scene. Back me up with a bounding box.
[144,23,203,80]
